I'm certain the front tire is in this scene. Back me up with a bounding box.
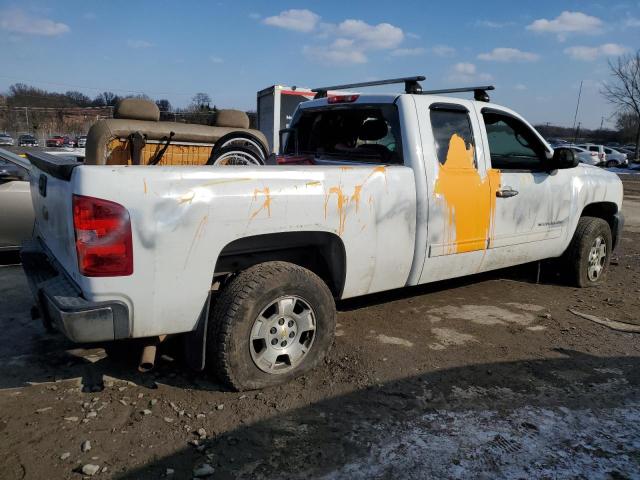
[208,262,336,391]
[565,216,612,287]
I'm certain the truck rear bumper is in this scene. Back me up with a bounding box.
[21,240,130,343]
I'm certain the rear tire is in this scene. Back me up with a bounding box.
[606,160,617,168]
[208,262,336,391]
[564,216,612,287]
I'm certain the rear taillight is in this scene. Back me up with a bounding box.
[328,94,360,104]
[72,194,133,277]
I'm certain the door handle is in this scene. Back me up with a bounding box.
[496,187,519,198]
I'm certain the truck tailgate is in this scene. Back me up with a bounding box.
[27,152,80,278]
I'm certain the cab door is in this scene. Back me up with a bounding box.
[476,107,567,252]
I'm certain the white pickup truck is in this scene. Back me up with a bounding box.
[22,77,624,390]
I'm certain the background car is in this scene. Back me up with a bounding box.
[567,145,601,166]
[0,150,33,251]
[45,135,65,147]
[576,143,608,166]
[603,146,628,167]
[18,134,39,147]
[75,135,87,148]
[0,133,15,146]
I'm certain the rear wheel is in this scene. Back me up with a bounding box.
[564,216,612,287]
[606,160,617,168]
[208,262,335,391]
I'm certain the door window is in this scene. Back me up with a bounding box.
[430,108,476,167]
[482,111,548,170]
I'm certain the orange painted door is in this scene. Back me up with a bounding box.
[427,105,497,257]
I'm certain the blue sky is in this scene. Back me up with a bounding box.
[0,0,638,128]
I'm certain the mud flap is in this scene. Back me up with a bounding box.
[183,293,211,371]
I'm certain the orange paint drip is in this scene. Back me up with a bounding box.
[143,179,148,194]
[434,134,501,254]
[351,185,363,213]
[249,187,272,220]
[324,186,348,235]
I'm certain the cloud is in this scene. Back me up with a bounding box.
[514,84,527,91]
[248,12,261,20]
[0,8,69,36]
[475,20,515,28]
[564,43,629,61]
[83,12,96,20]
[262,10,405,65]
[303,45,367,65]
[477,47,540,62]
[127,39,153,49]
[334,19,404,50]
[390,47,425,57]
[527,11,603,40]
[407,32,421,39]
[431,45,456,57]
[624,16,640,27]
[210,56,224,64]
[448,63,493,83]
[262,9,319,32]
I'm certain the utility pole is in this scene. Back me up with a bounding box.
[600,116,604,131]
[24,107,30,131]
[574,122,582,144]
[572,80,583,133]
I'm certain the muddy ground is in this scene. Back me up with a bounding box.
[0,175,639,480]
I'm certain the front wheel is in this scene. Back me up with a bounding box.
[208,262,336,391]
[564,216,612,287]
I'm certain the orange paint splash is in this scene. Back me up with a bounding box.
[249,187,272,220]
[324,186,348,235]
[434,134,501,254]
[143,179,148,194]
[351,185,363,213]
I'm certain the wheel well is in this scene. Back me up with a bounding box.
[214,232,347,297]
[581,202,618,238]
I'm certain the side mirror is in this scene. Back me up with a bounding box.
[551,147,578,169]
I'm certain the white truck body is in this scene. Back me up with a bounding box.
[24,93,623,342]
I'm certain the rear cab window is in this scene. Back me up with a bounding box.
[283,104,403,164]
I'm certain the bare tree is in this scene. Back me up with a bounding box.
[601,50,640,160]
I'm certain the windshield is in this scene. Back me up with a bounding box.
[284,104,403,164]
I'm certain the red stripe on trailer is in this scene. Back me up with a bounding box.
[280,90,315,97]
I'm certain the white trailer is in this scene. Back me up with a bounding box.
[257,85,315,154]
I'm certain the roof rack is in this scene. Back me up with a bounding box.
[312,76,425,99]
[421,85,495,102]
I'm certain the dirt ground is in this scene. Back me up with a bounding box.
[0,176,639,480]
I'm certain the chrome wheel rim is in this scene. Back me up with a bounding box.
[213,149,262,166]
[250,295,316,374]
[587,235,607,281]
[219,138,266,160]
